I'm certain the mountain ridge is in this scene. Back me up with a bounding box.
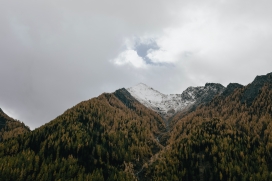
[241,72,272,106]
[0,72,271,180]
[126,82,225,121]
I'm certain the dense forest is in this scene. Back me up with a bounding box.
[0,73,271,180]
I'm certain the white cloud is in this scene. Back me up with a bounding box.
[113,1,272,80]
[111,49,147,68]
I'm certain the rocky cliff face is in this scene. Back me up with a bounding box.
[186,83,225,111]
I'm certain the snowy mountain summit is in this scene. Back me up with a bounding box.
[127,83,225,118]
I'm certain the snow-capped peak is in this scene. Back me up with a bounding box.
[127,83,194,117]
[127,83,166,104]
[126,83,225,118]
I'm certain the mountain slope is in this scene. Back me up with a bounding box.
[0,72,271,181]
[241,72,272,105]
[143,73,272,180]
[0,90,166,181]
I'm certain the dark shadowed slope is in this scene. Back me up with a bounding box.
[241,72,272,106]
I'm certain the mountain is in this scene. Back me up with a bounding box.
[0,108,30,141]
[127,83,189,120]
[0,72,271,181]
[0,91,166,180]
[143,73,272,180]
[127,82,225,124]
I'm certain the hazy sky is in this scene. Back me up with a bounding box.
[1,0,271,129]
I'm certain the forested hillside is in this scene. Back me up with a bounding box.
[0,73,271,181]
[0,108,30,142]
[0,89,166,181]
[143,73,272,180]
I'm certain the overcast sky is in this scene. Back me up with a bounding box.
[1,0,271,129]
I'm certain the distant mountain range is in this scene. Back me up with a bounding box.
[0,72,271,180]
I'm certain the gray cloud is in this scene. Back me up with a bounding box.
[0,0,272,129]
